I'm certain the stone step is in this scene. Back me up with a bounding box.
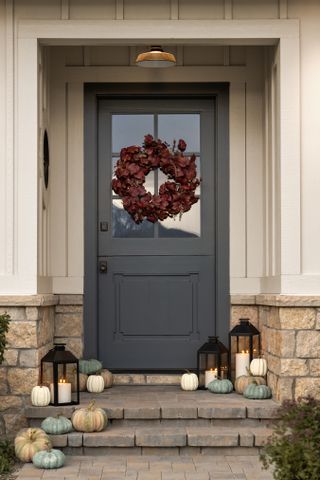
[48,425,273,454]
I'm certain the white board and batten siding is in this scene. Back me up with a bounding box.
[0,0,319,295]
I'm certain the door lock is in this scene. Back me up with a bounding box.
[99,260,108,273]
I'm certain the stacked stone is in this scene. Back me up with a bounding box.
[54,295,84,359]
[232,295,320,402]
[257,296,320,402]
[0,295,57,436]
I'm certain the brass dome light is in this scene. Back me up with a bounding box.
[135,46,176,68]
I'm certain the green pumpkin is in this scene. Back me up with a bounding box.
[32,448,65,469]
[243,383,272,399]
[208,379,233,394]
[41,416,73,435]
[79,359,102,375]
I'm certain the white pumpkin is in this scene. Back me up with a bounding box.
[31,386,51,407]
[180,372,199,391]
[87,374,105,393]
[250,358,267,377]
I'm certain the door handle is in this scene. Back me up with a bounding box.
[99,259,108,273]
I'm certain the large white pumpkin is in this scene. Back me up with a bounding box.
[180,372,199,391]
[250,358,267,377]
[87,374,104,393]
[31,386,51,407]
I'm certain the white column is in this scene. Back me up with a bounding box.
[0,37,38,293]
[279,36,301,276]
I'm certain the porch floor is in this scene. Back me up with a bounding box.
[17,453,274,480]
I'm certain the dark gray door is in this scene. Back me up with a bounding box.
[84,85,229,371]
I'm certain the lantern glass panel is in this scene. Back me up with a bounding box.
[40,343,80,406]
[197,336,229,389]
[229,319,261,380]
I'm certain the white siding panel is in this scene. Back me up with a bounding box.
[229,82,246,277]
[178,0,224,19]
[289,0,320,275]
[14,0,61,19]
[49,54,67,277]
[88,46,130,66]
[124,0,171,19]
[69,0,116,19]
[232,0,279,19]
[67,83,84,278]
[0,0,7,274]
[246,48,264,277]
[183,46,225,66]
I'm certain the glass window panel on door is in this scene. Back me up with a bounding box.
[109,106,205,249]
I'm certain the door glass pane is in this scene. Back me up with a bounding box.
[159,201,201,238]
[158,114,200,152]
[112,114,153,153]
[112,199,154,238]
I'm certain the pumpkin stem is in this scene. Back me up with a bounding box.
[87,400,96,411]
[184,369,192,374]
[246,367,253,376]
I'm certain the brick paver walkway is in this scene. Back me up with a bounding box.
[17,455,273,479]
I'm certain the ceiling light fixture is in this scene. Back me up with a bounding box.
[135,46,176,68]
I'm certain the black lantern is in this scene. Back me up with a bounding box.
[197,336,229,389]
[229,319,261,379]
[40,343,80,406]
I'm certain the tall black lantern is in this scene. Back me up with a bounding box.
[229,319,261,378]
[40,343,80,406]
[197,336,229,389]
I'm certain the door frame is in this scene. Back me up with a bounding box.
[84,83,229,360]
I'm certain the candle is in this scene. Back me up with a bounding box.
[235,350,250,378]
[205,368,218,388]
[50,379,72,404]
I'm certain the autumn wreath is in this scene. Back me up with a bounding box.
[112,135,201,224]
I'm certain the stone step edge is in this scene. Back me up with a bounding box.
[49,426,273,449]
[25,404,279,420]
[113,374,181,385]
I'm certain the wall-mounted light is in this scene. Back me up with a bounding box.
[135,46,176,68]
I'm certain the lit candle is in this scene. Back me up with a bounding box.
[205,368,218,388]
[235,350,250,378]
[50,378,72,404]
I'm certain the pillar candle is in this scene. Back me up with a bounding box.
[50,379,72,404]
[235,351,250,378]
[205,368,218,388]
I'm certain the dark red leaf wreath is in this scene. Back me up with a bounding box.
[112,135,201,224]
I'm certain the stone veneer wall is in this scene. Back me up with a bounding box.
[0,295,57,437]
[1,293,320,435]
[232,295,320,402]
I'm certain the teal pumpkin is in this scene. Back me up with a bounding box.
[243,383,272,399]
[79,359,102,375]
[41,416,73,435]
[208,379,233,394]
[32,449,65,469]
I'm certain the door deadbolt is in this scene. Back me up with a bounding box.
[99,260,108,273]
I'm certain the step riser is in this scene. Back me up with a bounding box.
[58,446,262,456]
[29,418,272,428]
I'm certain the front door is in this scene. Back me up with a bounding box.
[84,84,229,371]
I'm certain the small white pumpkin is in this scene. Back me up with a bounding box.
[31,386,51,407]
[87,374,104,393]
[250,358,267,377]
[180,371,199,391]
